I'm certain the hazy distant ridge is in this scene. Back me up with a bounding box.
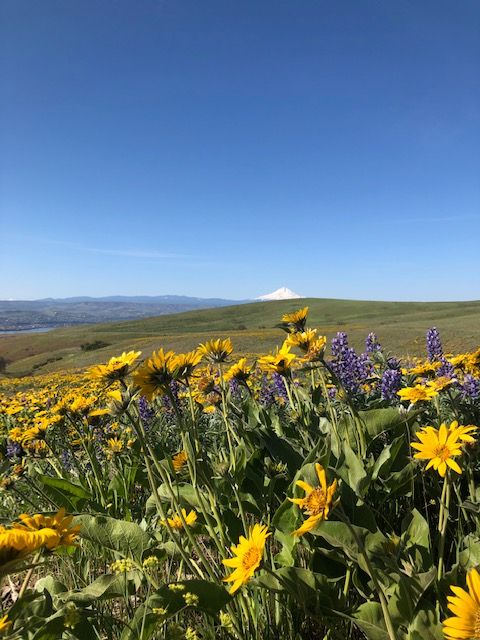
[0,295,246,331]
[35,295,243,305]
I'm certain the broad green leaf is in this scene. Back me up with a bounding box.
[407,605,441,640]
[271,496,298,534]
[336,442,369,496]
[36,475,92,510]
[38,475,92,499]
[371,436,406,481]
[58,573,137,604]
[254,566,339,614]
[35,576,67,596]
[386,570,436,628]
[312,521,386,575]
[352,601,390,640]
[74,514,152,563]
[256,426,303,474]
[459,535,480,570]
[7,590,54,623]
[382,463,414,498]
[402,509,432,570]
[274,529,296,567]
[357,408,420,439]
[146,483,204,514]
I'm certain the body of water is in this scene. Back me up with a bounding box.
[0,327,55,335]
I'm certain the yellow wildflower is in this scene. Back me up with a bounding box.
[223,524,270,594]
[411,422,476,477]
[426,376,454,392]
[183,592,199,606]
[13,508,81,547]
[106,438,123,454]
[111,558,135,573]
[160,509,197,530]
[133,349,177,400]
[0,615,11,634]
[443,568,480,640]
[289,463,338,537]
[258,343,296,376]
[285,328,318,352]
[197,338,233,364]
[281,306,309,333]
[172,351,202,381]
[220,612,234,631]
[0,526,59,565]
[88,351,141,383]
[172,450,188,473]
[407,361,440,376]
[224,358,251,383]
[397,384,438,403]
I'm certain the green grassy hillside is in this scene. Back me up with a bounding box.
[1,298,480,376]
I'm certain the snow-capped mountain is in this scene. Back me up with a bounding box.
[256,287,303,301]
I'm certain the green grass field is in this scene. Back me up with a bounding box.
[1,298,480,376]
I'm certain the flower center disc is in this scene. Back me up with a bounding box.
[305,488,327,516]
[433,444,450,462]
[241,547,260,571]
[475,608,480,638]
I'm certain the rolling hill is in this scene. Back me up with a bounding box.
[1,298,479,377]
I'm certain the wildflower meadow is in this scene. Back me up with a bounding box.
[0,307,479,639]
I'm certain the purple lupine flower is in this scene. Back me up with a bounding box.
[229,378,241,398]
[387,356,401,370]
[259,374,275,407]
[331,332,349,359]
[365,332,382,354]
[460,375,480,400]
[381,369,402,402]
[162,381,180,413]
[138,396,155,427]
[437,357,455,379]
[426,327,443,362]
[272,372,288,402]
[330,332,369,394]
[359,351,373,377]
[328,387,338,400]
[60,448,73,471]
[6,440,23,459]
[170,380,180,402]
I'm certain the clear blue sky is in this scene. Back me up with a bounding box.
[1,0,479,301]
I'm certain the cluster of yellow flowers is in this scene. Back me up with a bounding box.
[0,369,109,455]
[404,349,480,378]
[0,508,80,568]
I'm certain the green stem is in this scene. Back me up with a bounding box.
[124,409,200,577]
[339,512,397,640]
[343,566,352,597]
[232,483,248,534]
[18,551,41,598]
[437,474,451,582]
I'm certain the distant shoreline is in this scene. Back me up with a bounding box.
[0,327,55,335]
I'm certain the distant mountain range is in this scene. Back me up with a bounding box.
[0,295,242,332]
[34,295,239,305]
[0,288,304,332]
